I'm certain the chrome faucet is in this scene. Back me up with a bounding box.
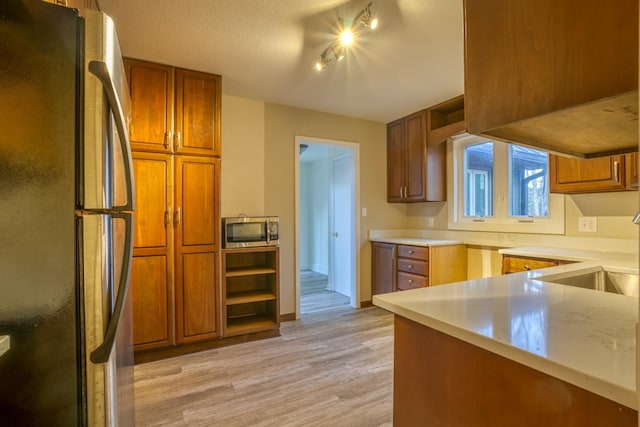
[633,212,640,225]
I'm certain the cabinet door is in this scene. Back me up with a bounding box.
[131,152,174,349]
[372,242,396,295]
[404,111,427,201]
[502,255,558,274]
[124,59,174,154]
[549,154,626,193]
[174,156,220,343]
[464,0,638,135]
[174,69,221,157]
[627,153,638,188]
[387,119,405,202]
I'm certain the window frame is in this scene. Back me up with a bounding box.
[448,134,565,235]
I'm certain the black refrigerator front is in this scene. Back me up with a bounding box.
[0,1,135,425]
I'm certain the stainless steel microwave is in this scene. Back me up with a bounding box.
[222,216,279,249]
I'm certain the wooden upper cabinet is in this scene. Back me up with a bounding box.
[549,154,629,193]
[386,119,405,202]
[464,0,638,157]
[387,110,445,203]
[125,59,174,153]
[175,69,221,157]
[124,58,221,157]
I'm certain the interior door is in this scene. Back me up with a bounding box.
[331,155,353,300]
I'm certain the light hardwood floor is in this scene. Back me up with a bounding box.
[300,270,351,314]
[133,306,394,426]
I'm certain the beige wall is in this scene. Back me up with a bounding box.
[221,95,265,217]
[263,103,406,315]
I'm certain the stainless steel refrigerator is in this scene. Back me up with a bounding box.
[0,0,135,425]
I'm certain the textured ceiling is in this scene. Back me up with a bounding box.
[97,0,464,123]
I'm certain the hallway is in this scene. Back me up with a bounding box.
[300,270,350,314]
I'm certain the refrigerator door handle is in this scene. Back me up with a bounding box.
[90,212,133,364]
[88,60,135,212]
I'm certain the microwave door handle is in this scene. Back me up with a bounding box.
[90,212,133,364]
[88,60,135,212]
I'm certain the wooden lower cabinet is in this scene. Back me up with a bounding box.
[501,255,573,275]
[130,152,221,355]
[131,255,173,349]
[393,315,637,426]
[371,242,396,294]
[372,242,466,295]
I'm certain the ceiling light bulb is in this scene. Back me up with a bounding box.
[359,4,378,30]
[332,45,346,61]
[315,52,331,71]
[340,30,354,46]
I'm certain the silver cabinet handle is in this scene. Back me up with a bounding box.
[613,160,620,182]
[408,279,414,284]
[175,132,182,150]
[174,207,181,225]
[164,131,173,149]
[524,265,531,271]
[165,208,172,226]
[407,264,413,269]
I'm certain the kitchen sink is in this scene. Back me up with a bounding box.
[537,266,638,297]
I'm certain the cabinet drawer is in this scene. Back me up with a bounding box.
[397,258,428,276]
[397,245,428,260]
[397,272,428,290]
[502,256,558,274]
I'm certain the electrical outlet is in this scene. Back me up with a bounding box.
[427,217,435,227]
[578,216,598,232]
[361,207,367,217]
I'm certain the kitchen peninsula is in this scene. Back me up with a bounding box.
[373,256,638,426]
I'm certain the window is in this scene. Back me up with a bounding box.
[449,134,564,234]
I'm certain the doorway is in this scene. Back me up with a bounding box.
[294,136,360,318]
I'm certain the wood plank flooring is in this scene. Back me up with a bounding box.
[300,270,351,314]
[133,306,394,426]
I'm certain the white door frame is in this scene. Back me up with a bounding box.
[294,135,361,319]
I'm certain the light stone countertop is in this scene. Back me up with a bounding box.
[0,335,9,357]
[373,256,638,410]
[369,237,463,247]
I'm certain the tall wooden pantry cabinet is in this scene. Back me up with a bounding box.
[124,58,221,356]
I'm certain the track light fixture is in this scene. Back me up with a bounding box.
[314,2,379,72]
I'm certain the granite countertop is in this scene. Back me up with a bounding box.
[369,237,463,247]
[373,256,638,410]
[0,335,9,357]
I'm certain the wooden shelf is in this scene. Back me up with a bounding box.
[222,247,280,338]
[429,121,466,146]
[226,290,277,305]
[225,315,278,336]
[225,266,277,277]
[428,95,465,145]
